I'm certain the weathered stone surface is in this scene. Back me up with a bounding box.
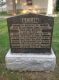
[5,49,56,71]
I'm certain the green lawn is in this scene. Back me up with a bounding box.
[0,12,10,16]
[0,17,59,80]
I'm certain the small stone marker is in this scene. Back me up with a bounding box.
[7,13,54,53]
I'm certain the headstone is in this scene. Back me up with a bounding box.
[7,13,54,53]
[26,0,32,5]
[5,13,56,71]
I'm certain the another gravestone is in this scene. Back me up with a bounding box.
[7,13,54,53]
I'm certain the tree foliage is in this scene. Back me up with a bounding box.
[0,0,4,7]
[56,0,59,11]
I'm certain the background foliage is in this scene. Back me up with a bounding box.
[56,0,59,11]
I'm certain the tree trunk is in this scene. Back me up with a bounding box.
[12,0,16,15]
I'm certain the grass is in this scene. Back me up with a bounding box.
[0,19,9,63]
[0,12,10,16]
[53,17,59,64]
[0,17,59,80]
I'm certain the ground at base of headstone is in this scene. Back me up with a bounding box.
[5,48,56,71]
[17,71,54,80]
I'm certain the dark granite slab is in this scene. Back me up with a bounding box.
[7,13,54,53]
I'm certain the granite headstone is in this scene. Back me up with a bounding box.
[7,13,54,53]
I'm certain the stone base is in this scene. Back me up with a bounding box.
[5,49,56,71]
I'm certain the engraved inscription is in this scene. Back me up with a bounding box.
[10,23,51,48]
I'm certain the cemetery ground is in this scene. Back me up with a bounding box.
[0,17,59,80]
